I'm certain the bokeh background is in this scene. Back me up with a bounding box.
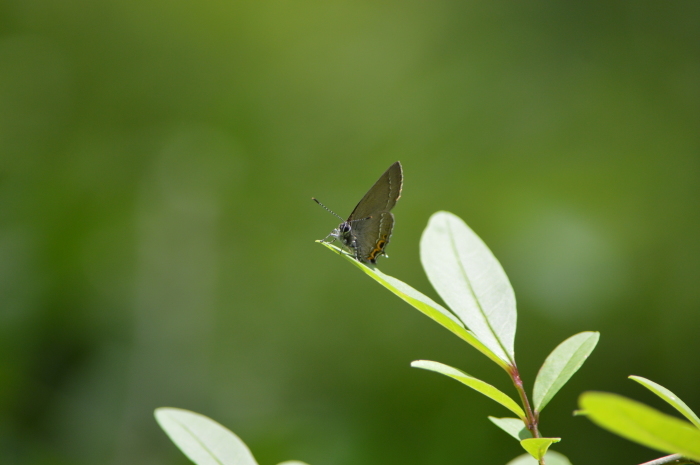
[2,1,699,464]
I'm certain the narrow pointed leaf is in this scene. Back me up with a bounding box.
[520,438,561,461]
[412,360,525,419]
[155,408,258,465]
[579,392,700,461]
[318,241,508,370]
[506,451,572,465]
[533,331,600,412]
[629,376,700,430]
[420,211,516,364]
[488,416,532,440]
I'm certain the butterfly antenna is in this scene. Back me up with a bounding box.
[312,198,345,221]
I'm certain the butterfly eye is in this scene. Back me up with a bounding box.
[341,223,351,233]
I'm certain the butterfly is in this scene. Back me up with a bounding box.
[314,161,403,263]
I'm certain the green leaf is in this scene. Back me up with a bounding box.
[155,407,258,465]
[411,360,525,420]
[520,438,561,461]
[579,392,700,461]
[629,376,700,430]
[419,211,516,365]
[317,241,508,370]
[488,416,532,440]
[533,331,600,412]
[277,462,310,465]
[506,451,572,465]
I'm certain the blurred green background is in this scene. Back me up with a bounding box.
[1,1,699,464]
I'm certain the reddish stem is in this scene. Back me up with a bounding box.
[508,364,544,464]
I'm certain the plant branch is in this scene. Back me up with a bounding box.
[638,455,700,465]
[510,364,539,437]
[508,364,546,465]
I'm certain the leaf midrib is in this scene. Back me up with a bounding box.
[170,413,227,465]
[445,218,512,364]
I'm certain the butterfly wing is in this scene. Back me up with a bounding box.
[347,161,403,222]
[350,211,395,263]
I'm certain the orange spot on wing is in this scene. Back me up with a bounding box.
[367,238,389,261]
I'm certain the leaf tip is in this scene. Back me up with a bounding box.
[410,360,431,369]
[154,407,173,421]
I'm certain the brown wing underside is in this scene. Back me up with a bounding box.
[347,161,403,222]
[351,211,395,262]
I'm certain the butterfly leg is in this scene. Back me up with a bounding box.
[350,234,362,261]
